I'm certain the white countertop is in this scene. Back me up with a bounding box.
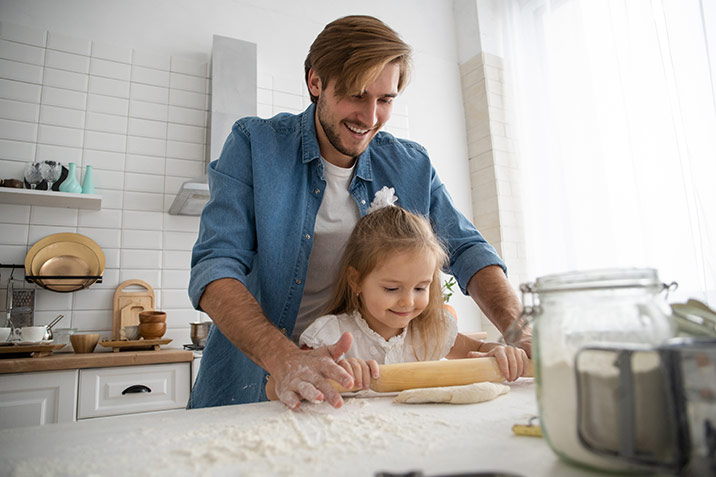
[0,378,612,477]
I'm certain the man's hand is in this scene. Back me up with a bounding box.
[272,332,356,409]
[467,265,532,358]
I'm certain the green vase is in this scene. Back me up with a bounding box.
[59,162,82,193]
[81,165,95,194]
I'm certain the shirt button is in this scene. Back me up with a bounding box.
[280,328,287,335]
[305,234,311,240]
[295,278,301,285]
[361,199,366,205]
[314,188,321,194]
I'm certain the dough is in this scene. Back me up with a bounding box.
[393,382,510,404]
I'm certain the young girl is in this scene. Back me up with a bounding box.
[298,192,529,390]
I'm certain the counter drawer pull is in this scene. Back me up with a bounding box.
[122,384,152,395]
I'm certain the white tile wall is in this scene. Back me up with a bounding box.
[0,21,212,344]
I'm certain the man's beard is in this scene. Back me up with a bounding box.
[316,95,370,159]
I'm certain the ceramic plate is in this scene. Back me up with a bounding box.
[24,232,105,276]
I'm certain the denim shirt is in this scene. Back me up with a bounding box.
[187,103,506,408]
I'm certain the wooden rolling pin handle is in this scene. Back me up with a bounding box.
[265,357,534,400]
[334,357,534,393]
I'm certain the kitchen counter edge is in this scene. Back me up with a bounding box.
[0,348,194,374]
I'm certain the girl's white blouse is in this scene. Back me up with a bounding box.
[299,310,458,364]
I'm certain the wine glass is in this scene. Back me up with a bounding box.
[42,161,62,190]
[23,162,49,189]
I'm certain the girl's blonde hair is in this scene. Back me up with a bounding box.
[304,15,412,104]
[325,206,449,360]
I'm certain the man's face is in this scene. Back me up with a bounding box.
[309,63,399,167]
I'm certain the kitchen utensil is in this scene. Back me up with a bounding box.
[123,325,140,340]
[575,337,716,473]
[52,327,76,352]
[70,333,99,353]
[139,311,166,323]
[0,342,65,358]
[672,300,716,337]
[24,232,105,292]
[10,286,35,329]
[266,357,534,400]
[42,161,62,190]
[112,280,155,340]
[139,322,166,339]
[19,326,47,342]
[99,338,172,352]
[42,314,65,340]
[190,321,211,347]
[512,268,676,474]
[23,161,48,189]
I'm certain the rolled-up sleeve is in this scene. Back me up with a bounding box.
[428,172,507,295]
[189,123,257,310]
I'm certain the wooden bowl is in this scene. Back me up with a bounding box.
[139,311,166,323]
[139,322,166,339]
[70,333,99,353]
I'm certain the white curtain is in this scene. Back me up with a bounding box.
[505,0,716,305]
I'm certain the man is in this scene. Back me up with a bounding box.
[188,15,529,410]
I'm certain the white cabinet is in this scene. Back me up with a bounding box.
[0,361,191,429]
[0,370,77,429]
[78,363,190,419]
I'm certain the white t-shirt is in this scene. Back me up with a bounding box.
[299,311,459,364]
[291,158,360,342]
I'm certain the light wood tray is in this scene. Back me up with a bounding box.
[0,343,66,358]
[99,339,172,352]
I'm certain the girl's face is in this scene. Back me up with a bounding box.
[349,249,436,340]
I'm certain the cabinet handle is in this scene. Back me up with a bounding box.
[122,384,152,395]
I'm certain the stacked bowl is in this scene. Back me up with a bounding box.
[138,311,166,339]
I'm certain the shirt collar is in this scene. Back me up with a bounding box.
[350,311,408,346]
[300,103,373,183]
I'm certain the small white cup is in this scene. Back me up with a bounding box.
[20,326,47,342]
[0,327,11,342]
[124,325,140,341]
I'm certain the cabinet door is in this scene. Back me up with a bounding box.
[0,370,78,429]
[78,362,190,419]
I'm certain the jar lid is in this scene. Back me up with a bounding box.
[527,268,661,294]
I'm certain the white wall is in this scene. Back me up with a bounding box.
[0,0,484,336]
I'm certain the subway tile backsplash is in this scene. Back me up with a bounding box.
[0,21,211,343]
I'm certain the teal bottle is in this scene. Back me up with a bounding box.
[59,162,82,193]
[81,165,95,194]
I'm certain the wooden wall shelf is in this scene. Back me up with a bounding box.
[0,188,101,210]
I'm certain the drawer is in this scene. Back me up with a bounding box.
[78,362,190,419]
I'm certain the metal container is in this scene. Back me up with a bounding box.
[190,321,211,348]
[575,337,716,475]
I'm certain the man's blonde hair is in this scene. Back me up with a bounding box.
[304,15,412,103]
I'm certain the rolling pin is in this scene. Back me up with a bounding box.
[265,357,533,400]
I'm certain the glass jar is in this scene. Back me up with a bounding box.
[52,327,77,353]
[518,268,676,472]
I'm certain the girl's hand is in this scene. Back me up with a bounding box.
[338,357,380,390]
[468,342,529,381]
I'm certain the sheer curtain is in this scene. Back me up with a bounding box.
[505,0,716,305]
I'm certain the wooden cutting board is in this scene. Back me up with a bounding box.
[112,279,155,340]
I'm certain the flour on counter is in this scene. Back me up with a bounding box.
[166,398,453,477]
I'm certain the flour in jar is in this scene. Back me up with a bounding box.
[540,358,670,473]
